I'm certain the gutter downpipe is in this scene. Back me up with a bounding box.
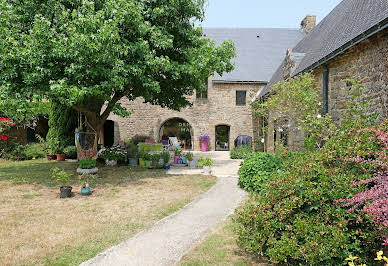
[323,65,329,115]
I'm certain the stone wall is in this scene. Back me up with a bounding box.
[313,28,388,123]
[108,77,263,151]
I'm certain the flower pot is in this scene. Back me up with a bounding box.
[174,156,180,164]
[201,141,207,152]
[56,154,66,161]
[128,158,138,167]
[203,166,211,175]
[81,186,91,196]
[139,158,145,167]
[105,160,117,166]
[189,160,196,169]
[46,154,57,161]
[60,186,72,198]
[181,157,187,164]
[145,160,152,167]
[163,164,170,169]
[152,160,158,167]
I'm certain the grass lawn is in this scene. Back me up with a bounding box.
[179,216,269,266]
[0,159,217,266]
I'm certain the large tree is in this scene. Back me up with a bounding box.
[0,0,235,133]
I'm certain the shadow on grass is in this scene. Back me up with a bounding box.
[0,159,169,187]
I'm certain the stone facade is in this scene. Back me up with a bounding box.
[108,77,263,151]
[313,28,388,124]
[264,27,388,152]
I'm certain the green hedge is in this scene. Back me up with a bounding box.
[230,145,253,159]
[237,152,282,192]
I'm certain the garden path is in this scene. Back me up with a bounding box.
[80,151,246,266]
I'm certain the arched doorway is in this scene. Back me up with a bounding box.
[215,125,230,151]
[160,118,193,150]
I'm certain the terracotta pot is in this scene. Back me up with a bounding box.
[46,154,57,161]
[56,154,66,161]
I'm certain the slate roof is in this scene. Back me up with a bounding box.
[203,28,305,83]
[293,0,388,75]
[257,0,388,99]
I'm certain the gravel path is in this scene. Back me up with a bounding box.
[80,152,246,266]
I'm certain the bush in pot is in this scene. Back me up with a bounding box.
[143,153,152,167]
[126,141,139,167]
[198,157,214,175]
[151,153,161,167]
[77,158,98,175]
[185,152,196,168]
[51,168,73,198]
[161,151,170,166]
[174,149,182,164]
[99,145,127,166]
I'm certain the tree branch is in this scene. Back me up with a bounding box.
[100,88,132,122]
[71,105,95,115]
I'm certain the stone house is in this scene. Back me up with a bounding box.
[108,28,305,151]
[257,0,388,152]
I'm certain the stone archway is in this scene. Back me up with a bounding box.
[159,118,194,150]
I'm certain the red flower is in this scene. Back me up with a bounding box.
[0,134,8,141]
[285,152,288,155]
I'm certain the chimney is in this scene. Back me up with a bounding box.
[301,15,316,34]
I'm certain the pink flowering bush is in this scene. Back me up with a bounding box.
[338,126,388,245]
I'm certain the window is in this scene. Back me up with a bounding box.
[196,79,208,99]
[236,91,246,106]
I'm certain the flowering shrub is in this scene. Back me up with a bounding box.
[338,127,388,245]
[99,145,127,161]
[199,135,210,142]
[230,145,253,159]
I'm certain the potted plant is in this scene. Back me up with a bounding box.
[55,145,66,161]
[138,151,147,167]
[151,153,161,167]
[144,153,152,167]
[161,151,171,169]
[77,158,98,175]
[174,149,182,164]
[185,152,196,168]
[199,135,211,152]
[79,173,94,196]
[126,141,139,167]
[51,168,73,198]
[198,157,214,175]
[99,145,127,166]
[44,137,57,161]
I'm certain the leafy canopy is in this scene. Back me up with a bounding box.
[0,0,235,129]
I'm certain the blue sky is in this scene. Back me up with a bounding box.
[201,0,343,28]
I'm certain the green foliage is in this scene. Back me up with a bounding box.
[64,146,77,159]
[253,73,337,150]
[230,145,253,159]
[237,152,282,192]
[185,152,194,162]
[131,135,150,145]
[160,151,170,164]
[198,157,214,167]
[79,158,97,169]
[235,151,380,265]
[174,149,183,157]
[0,0,235,132]
[151,153,161,162]
[24,144,46,160]
[99,145,127,161]
[46,102,78,151]
[125,141,138,158]
[51,168,73,187]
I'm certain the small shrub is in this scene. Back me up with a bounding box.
[64,146,77,159]
[51,168,73,187]
[24,143,46,160]
[237,152,282,192]
[198,157,214,167]
[230,145,253,159]
[125,141,138,158]
[79,158,97,169]
[185,152,193,162]
[161,151,170,164]
[99,145,127,161]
